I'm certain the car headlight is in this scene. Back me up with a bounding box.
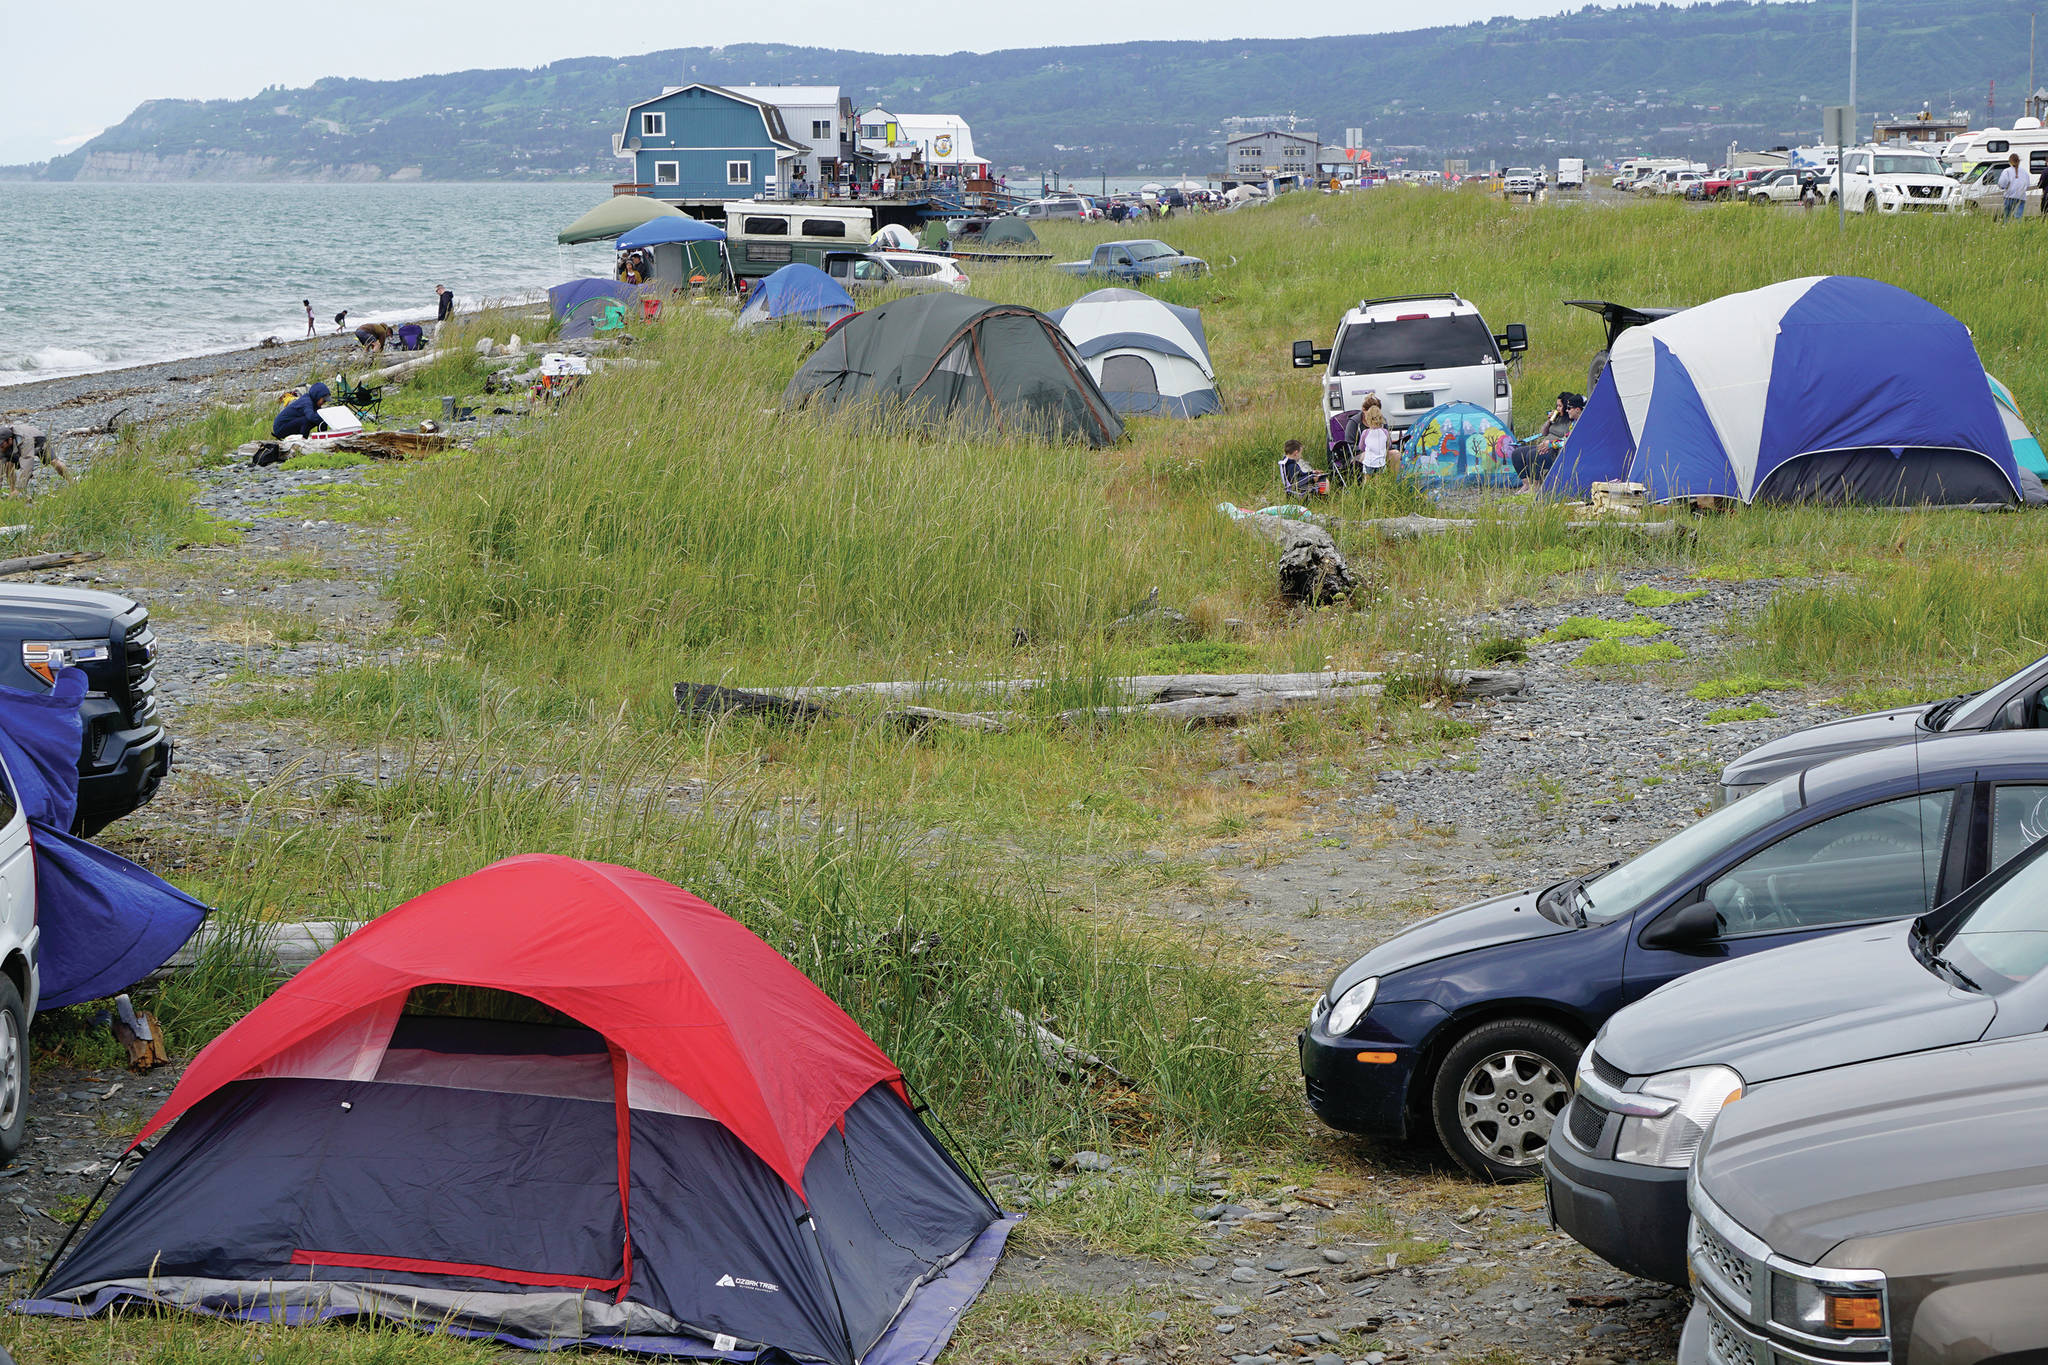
[1772,1273,1887,1339]
[23,639,110,685]
[1614,1065,1743,1168]
[1321,977,1379,1035]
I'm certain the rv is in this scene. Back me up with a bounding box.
[720,203,876,280]
[1946,118,2048,177]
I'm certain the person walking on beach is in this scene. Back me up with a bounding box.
[303,299,315,338]
[0,424,75,496]
[1999,153,2028,221]
[436,285,454,322]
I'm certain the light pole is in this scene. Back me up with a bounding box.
[1836,0,1857,232]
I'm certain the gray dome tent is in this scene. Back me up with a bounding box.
[783,293,1124,446]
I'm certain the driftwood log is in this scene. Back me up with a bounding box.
[714,669,1525,731]
[155,921,345,981]
[1349,514,1689,541]
[1233,513,1355,604]
[330,430,455,458]
[0,550,100,577]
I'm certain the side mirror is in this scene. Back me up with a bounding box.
[1641,899,1721,950]
[1998,695,2029,730]
[1291,340,1330,369]
[1500,323,1530,354]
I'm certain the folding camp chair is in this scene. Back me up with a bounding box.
[595,301,630,335]
[330,377,382,420]
[1279,454,1328,499]
[394,323,426,351]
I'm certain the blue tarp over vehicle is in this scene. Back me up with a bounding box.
[0,670,208,1008]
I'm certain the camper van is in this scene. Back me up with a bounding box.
[721,203,877,280]
[1947,118,2048,178]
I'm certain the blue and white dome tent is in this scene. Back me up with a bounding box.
[1548,276,2023,506]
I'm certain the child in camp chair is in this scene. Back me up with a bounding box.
[1279,439,1330,498]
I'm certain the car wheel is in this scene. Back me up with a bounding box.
[0,976,25,1163]
[1865,194,1879,213]
[1430,1018,1581,1181]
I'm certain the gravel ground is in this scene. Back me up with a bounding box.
[0,344,1839,1361]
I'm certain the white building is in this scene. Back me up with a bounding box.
[856,109,988,176]
[725,85,858,189]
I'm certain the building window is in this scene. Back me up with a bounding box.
[654,160,679,186]
[728,160,752,186]
[641,112,666,138]
[812,119,833,139]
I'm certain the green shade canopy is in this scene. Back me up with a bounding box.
[558,195,688,245]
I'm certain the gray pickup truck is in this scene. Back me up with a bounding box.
[1683,1031,2048,1365]
[1053,239,1207,282]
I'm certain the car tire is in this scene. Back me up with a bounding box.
[1430,1017,1581,1181]
[1865,194,1879,213]
[0,976,26,1164]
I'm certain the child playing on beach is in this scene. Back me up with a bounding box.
[303,299,315,338]
[333,309,349,333]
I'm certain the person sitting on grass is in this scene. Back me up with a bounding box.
[271,382,331,440]
[0,424,74,496]
[1279,439,1330,498]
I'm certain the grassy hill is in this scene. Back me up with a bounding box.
[5,0,2032,182]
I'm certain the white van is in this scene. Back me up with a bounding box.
[1291,293,1527,432]
[1556,157,1586,189]
[0,749,37,1161]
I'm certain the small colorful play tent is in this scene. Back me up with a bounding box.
[1988,373,2047,478]
[547,279,643,340]
[21,856,1011,1361]
[1048,288,1221,418]
[558,195,687,246]
[1548,277,2023,505]
[0,670,208,1008]
[1404,401,1519,487]
[736,263,858,331]
[784,293,1124,446]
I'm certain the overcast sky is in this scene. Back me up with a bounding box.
[0,0,1656,164]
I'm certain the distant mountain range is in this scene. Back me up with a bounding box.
[4,0,2032,182]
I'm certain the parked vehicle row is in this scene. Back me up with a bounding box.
[1300,645,2048,1364]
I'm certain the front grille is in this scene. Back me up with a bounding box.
[1565,1095,1607,1149]
[1705,1305,1762,1365]
[1588,1050,1630,1089]
[1907,184,1942,199]
[123,620,160,727]
[1696,1221,1756,1300]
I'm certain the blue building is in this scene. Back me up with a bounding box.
[613,83,805,202]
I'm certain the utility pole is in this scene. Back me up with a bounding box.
[1838,0,1857,232]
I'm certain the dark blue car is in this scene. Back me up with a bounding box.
[1299,730,2048,1180]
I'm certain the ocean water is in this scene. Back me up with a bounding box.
[0,182,621,387]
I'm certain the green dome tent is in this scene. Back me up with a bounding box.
[558,195,688,245]
[975,216,1040,247]
[784,293,1124,447]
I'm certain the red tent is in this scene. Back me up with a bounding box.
[134,854,902,1193]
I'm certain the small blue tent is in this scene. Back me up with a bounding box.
[1549,276,2022,506]
[0,670,207,1008]
[736,264,857,331]
[546,279,644,340]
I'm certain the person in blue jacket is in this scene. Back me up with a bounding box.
[271,382,330,440]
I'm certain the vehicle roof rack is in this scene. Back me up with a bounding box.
[1358,293,1464,310]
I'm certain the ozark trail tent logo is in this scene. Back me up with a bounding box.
[714,1273,781,1293]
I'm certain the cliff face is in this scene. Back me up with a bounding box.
[71,150,391,182]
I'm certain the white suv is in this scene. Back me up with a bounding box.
[1502,168,1542,199]
[0,751,37,1162]
[1292,293,1526,432]
[1829,148,1962,213]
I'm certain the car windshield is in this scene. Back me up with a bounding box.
[1873,155,1942,175]
[1934,848,2048,991]
[1335,313,1500,374]
[1125,241,1176,260]
[1577,776,1803,923]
